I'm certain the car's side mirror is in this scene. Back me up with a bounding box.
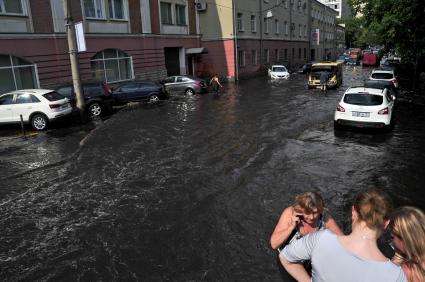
[391,95,396,100]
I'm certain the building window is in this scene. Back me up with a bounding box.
[175,4,186,25]
[91,49,134,83]
[298,48,301,59]
[251,15,256,32]
[292,48,295,59]
[238,50,245,67]
[299,24,302,37]
[251,50,257,65]
[304,48,307,58]
[160,2,172,24]
[0,55,39,94]
[84,0,105,19]
[264,49,269,63]
[275,49,279,61]
[284,21,288,35]
[108,0,126,19]
[284,0,288,8]
[237,13,244,31]
[264,18,269,34]
[284,48,288,59]
[275,19,279,34]
[0,0,25,15]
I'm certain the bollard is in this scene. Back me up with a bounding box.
[20,114,26,137]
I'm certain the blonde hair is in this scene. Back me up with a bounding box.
[353,189,393,232]
[390,206,425,280]
[294,191,326,214]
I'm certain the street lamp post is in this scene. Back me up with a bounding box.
[63,0,85,121]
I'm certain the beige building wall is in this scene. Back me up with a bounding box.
[197,0,234,40]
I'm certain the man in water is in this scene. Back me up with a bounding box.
[209,74,222,94]
[320,71,329,92]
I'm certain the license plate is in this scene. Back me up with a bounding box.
[352,111,369,117]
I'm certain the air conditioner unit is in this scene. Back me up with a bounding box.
[196,2,207,12]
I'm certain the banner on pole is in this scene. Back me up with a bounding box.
[75,22,87,52]
[311,29,320,46]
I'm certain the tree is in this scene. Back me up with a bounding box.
[350,0,425,85]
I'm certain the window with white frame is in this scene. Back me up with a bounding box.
[238,50,245,67]
[90,49,133,83]
[299,24,301,37]
[250,15,256,32]
[0,55,38,94]
[284,21,288,35]
[237,13,244,31]
[251,50,257,65]
[175,4,186,25]
[160,2,172,24]
[84,0,105,19]
[275,19,279,34]
[264,18,269,34]
[0,0,25,15]
[108,0,126,20]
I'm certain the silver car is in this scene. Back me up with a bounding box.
[162,75,208,95]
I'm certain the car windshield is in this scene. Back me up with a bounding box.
[372,73,393,79]
[344,94,383,106]
[311,66,334,73]
[272,67,287,72]
[43,91,65,101]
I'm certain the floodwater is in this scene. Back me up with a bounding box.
[1,66,425,281]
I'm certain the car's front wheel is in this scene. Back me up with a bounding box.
[88,102,102,117]
[185,88,195,95]
[148,94,160,103]
[31,114,48,131]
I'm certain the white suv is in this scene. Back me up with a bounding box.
[334,87,396,130]
[369,69,399,88]
[0,89,72,131]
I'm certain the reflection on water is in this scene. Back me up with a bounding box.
[1,67,425,281]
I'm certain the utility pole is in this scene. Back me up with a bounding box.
[232,0,239,81]
[63,0,85,121]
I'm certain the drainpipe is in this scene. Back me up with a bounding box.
[259,0,263,66]
[232,0,238,81]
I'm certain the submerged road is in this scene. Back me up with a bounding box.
[1,66,425,281]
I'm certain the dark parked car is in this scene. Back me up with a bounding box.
[297,63,314,74]
[161,75,208,95]
[112,80,167,104]
[55,81,113,117]
[364,79,399,98]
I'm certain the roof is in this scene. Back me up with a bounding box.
[312,61,343,67]
[372,69,394,74]
[271,65,288,68]
[3,89,54,96]
[186,47,208,55]
[345,87,385,96]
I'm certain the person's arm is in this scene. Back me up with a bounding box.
[280,231,323,282]
[279,256,311,282]
[325,216,344,236]
[270,207,299,249]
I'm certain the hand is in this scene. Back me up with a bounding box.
[289,210,303,229]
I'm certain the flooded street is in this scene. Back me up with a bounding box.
[1,66,425,281]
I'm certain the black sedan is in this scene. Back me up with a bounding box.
[112,80,168,104]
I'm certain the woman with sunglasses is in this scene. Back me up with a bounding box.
[280,189,406,282]
[389,206,425,282]
[270,191,343,252]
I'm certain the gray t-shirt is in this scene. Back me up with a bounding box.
[281,229,407,282]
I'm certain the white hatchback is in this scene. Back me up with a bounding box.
[268,65,290,79]
[334,87,396,130]
[0,89,72,131]
[369,69,399,88]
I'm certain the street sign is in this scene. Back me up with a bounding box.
[75,22,86,52]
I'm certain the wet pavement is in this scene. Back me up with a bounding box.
[1,66,425,281]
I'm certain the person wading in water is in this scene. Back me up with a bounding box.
[209,74,222,94]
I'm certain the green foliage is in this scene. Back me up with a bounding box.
[349,0,425,69]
